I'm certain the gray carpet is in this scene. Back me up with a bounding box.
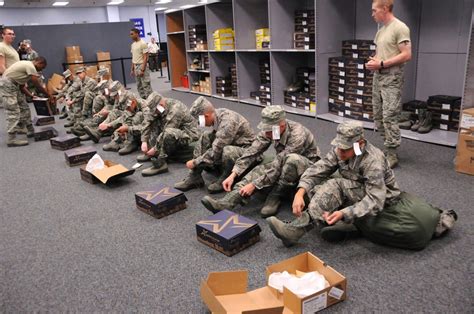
[1,73,473,312]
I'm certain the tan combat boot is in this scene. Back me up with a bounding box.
[7,133,28,147]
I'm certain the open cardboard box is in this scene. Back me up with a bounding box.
[80,160,135,184]
[201,270,284,313]
[201,252,347,314]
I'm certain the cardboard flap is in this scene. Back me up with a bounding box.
[200,280,226,313]
[92,164,134,184]
[207,271,248,295]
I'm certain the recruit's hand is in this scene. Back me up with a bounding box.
[222,175,235,192]
[141,142,148,153]
[325,211,344,225]
[239,183,256,197]
[186,160,195,170]
[292,194,305,217]
[146,147,157,157]
[98,123,110,131]
[117,125,129,134]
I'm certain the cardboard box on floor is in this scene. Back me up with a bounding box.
[80,160,135,184]
[135,184,188,219]
[455,108,474,175]
[201,252,347,313]
[96,51,111,65]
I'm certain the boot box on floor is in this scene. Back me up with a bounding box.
[50,134,81,150]
[33,98,53,116]
[201,252,347,313]
[64,146,97,166]
[196,209,261,256]
[455,130,474,175]
[80,160,135,185]
[33,115,55,126]
[34,127,58,141]
[135,184,187,219]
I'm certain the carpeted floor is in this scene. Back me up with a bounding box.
[1,73,473,312]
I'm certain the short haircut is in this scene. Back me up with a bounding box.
[373,0,394,12]
[34,56,47,66]
[131,28,140,35]
[2,27,13,35]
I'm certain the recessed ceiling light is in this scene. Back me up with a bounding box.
[155,7,167,11]
[180,4,196,9]
[0,1,5,6]
[164,9,179,13]
[156,0,172,4]
[198,0,208,3]
[107,0,124,5]
[52,1,69,6]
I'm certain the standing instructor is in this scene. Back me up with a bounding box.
[130,28,153,99]
[366,0,412,168]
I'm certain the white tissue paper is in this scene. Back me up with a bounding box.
[198,115,206,128]
[268,271,330,298]
[85,154,105,173]
[272,125,281,140]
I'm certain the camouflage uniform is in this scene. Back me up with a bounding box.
[80,76,98,119]
[174,96,255,190]
[141,92,199,158]
[372,68,404,149]
[267,121,457,249]
[201,106,321,216]
[134,64,152,99]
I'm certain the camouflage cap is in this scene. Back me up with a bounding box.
[108,81,123,97]
[189,96,213,117]
[145,92,163,107]
[75,66,86,74]
[257,105,286,131]
[331,121,364,149]
[94,79,109,92]
[96,67,109,78]
[62,69,72,78]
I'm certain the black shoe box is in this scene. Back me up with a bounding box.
[50,134,81,151]
[345,93,372,105]
[33,115,55,126]
[342,49,374,60]
[345,68,372,79]
[343,101,364,113]
[427,95,461,111]
[136,184,188,219]
[294,41,315,50]
[328,82,346,94]
[329,75,347,85]
[64,146,97,166]
[329,90,345,102]
[342,40,376,51]
[34,126,58,142]
[345,76,373,87]
[345,85,373,95]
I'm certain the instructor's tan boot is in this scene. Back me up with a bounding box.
[7,133,28,147]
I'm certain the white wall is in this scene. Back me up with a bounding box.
[156,13,167,43]
[0,7,108,25]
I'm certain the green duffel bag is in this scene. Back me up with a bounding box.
[354,192,441,250]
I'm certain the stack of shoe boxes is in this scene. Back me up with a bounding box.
[188,25,207,50]
[215,76,233,97]
[294,10,315,50]
[199,76,211,94]
[251,58,271,105]
[231,64,238,98]
[427,95,461,132]
[255,28,270,50]
[213,28,235,51]
[328,40,375,121]
[284,67,315,112]
[203,54,210,70]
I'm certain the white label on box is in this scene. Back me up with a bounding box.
[339,71,345,76]
[266,87,270,92]
[221,80,225,83]
[329,98,335,104]
[338,111,344,117]
[192,28,196,32]
[416,109,419,114]
[363,113,369,119]
[266,76,270,80]
[358,73,365,78]
[303,13,307,17]
[328,287,344,300]
[256,96,260,100]
[357,90,363,95]
[352,44,357,49]
[305,45,310,50]
[338,87,344,93]
[338,62,344,68]
[265,63,269,68]
[442,103,451,110]
[441,114,449,120]
[266,70,270,74]
[221,87,225,90]
[305,98,310,103]
[305,106,310,111]
[304,37,310,42]
[304,73,309,77]
[292,102,297,107]
[267,94,271,99]
[305,79,309,84]
[292,96,297,100]
[303,21,307,25]
[461,113,474,128]
[358,64,364,69]
[303,292,327,313]
[370,44,376,50]
[304,28,308,33]
[338,95,344,101]
[358,81,364,87]
[346,110,352,115]
[440,124,448,130]
[339,79,345,84]
[345,102,351,107]
[357,98,363,104]
[305,87,309,92]
[353,53,358,58]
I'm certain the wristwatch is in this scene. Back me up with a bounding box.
[380,60,384,69]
